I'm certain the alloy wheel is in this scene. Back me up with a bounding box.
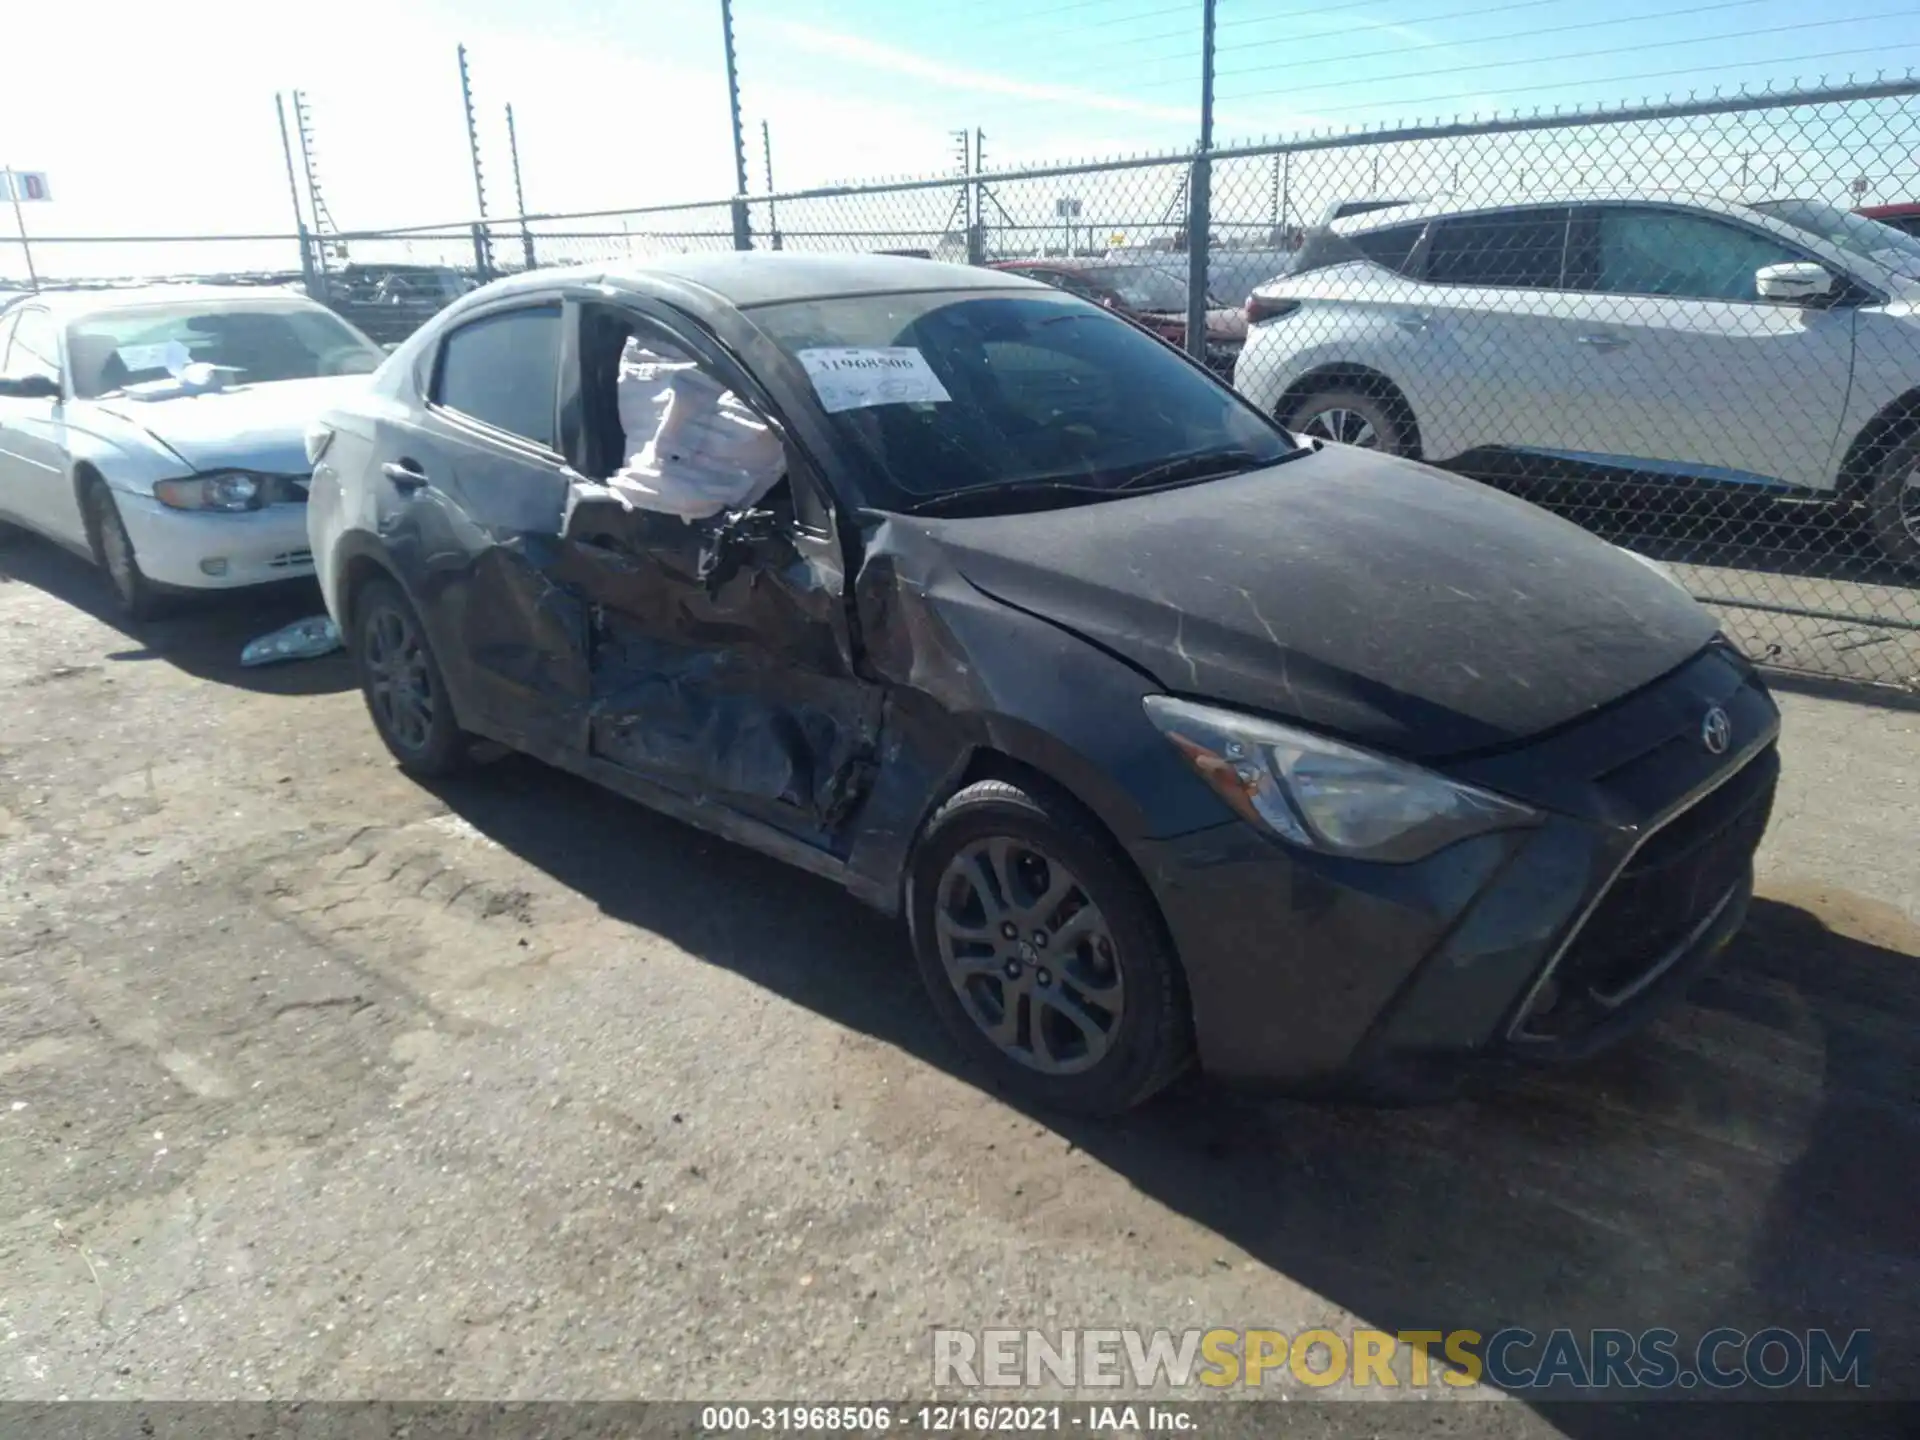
[1299,406,1379,449]
[1902,461,1920,544]
[362,603,436,754]
[932,836,1125,1075]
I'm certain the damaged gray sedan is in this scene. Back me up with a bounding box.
[307,255,1779,1115]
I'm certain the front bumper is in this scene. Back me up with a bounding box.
[114,493,315,590]
[1133,643,1780,1095]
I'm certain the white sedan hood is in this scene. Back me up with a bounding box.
[94,375,372,475]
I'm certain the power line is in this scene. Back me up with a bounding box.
[1218,11,1915,99]
[1218,0,1775,80]
[997,0,1193,29]
[1215,0,1530,34]
[1231,43,1920,115]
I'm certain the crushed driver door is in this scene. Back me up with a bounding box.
[552,297,882,851]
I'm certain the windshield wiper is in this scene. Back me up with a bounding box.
[905,478,1115,517]
[1114,446,1288,492]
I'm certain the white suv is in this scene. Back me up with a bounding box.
[1232,192,1920,564]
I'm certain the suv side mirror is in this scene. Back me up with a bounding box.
[1756,261,1835,302]
[0,373,61,400]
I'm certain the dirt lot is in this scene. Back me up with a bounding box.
[2,533,1918,1434]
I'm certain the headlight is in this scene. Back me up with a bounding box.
[153,472,262,512]
[1144,695,1538,863]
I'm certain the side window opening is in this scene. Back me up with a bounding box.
[1425,208,1570,289]
[1350,223,1426,276]
[1567,207,1804,302]
[433,304,561,448]
[6,309,60,383]
[565,307,793,549]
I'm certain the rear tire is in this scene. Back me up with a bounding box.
[907,778,1191,1116]
[1283,386,1411,456]
[351,577,469,777]
[84,478,162,622]
[1865,427,1920,570]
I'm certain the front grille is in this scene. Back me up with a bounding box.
[269,548,314,570]
[1521,745,1778,1040]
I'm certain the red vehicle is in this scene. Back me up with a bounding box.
[990,259,1247,375]
[1857,203,1920,239]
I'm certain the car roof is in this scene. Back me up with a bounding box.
[995,257,1172,273]
[1324,189,1787,234]
[12,283,317,320]
[585,252,1044,308]
[1858,202,1920,219]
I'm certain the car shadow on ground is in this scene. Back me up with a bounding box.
[429,753,1918,1436]
[0,530,354,697]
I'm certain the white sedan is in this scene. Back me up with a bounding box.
[0,285,384,618]
[1232,192,1920,565]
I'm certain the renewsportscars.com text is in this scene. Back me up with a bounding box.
[933,1326,1872,1392]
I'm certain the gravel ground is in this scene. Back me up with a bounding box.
[1,533,1917,1437]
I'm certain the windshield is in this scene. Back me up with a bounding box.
[65,300,383,399]
[751,289,1297,511]
[1079,264,1192,312]
[1749,199,1920,277]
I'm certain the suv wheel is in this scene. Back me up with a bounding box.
[1866,428,1920,570]
[1285,387,1409,455]
[352,578,468,776]
[907,779,1191,1116]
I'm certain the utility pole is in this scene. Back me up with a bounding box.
[506,103,535,271]
[720,0,752,250]
[275,94,320,298]
[457,44,493,277]
[762,120,782,251]
[1185,0,1217,362]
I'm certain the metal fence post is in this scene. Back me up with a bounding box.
[296,221,323,302]
[1185,0,1217,362]
[471,222,494,283]
[721,0,753,250]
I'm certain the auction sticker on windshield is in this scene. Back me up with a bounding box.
[798,347,952,413]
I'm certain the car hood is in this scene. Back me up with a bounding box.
[93,375,372,474]
[926,448,1717,760]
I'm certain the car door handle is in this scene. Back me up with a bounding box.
[1575,333,1630,351]
[381,460,429,492]
[1395,312,1432,333]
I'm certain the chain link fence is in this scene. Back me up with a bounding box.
[5,79,1918,689]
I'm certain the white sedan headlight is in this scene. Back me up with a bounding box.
[153,471,263,512]
[1145,695,1538,863]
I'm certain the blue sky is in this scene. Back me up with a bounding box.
[4,0,1919,274]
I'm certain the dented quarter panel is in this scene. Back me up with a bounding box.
[839,515,1240,907]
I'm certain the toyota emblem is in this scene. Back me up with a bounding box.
[1701,706,1732,756]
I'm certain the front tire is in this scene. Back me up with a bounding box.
[352,577,468,776]
[907,778,1191,1116]
[1284,387,1411,455]
[84,479,162,622]
[1865,427,1920,570]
